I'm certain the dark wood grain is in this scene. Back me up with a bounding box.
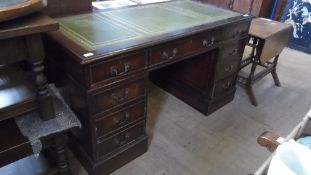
[0,0,46,22]
[0,13,58,40]
[43,0,92,17]
[44,3,252,174]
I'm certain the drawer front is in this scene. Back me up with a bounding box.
[215,40,247,80]
[149,33,215,67]
[213,75,236,97]
[221,21,250,41]
[90,78,146,115]
[95,101,146,138]
[96,121,145,158]
[90,51,147,85]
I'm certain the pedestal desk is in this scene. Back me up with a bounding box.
[44,1,252,174]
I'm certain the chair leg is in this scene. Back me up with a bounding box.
[246,84,258,106]
[271,55,281,87]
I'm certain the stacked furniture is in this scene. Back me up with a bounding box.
[44,1,252,174]
[0,8,79,174]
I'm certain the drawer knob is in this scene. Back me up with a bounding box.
[110,63,130,76]
[114,133,130,147]
[162,48,178,60]
[225,65,234,73]
[203,37,215,47]
[111,88,129,102]
[113,112,130,126]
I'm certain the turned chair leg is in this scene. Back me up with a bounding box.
[271,55,281,87]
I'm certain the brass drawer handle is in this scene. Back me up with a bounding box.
[114,133,130,147]
[172,48,178,57]
[222,81,231,90]
[230,48,238,56]
[162,48,178,60]
[225,65,234,73]
[113,112,130,126]
[111,88,129,102]
[110,63,130,76]
[162,51,169,60]
[203,36,215,47]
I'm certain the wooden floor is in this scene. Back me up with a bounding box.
[1,48,311,175]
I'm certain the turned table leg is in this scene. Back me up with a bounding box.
[26,34,54,120]
[52,134,71,175]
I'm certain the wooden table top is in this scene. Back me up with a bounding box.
[0,0,47,23]
[0,13,58,40]
[49,0,251,63]
[249,18,292,39]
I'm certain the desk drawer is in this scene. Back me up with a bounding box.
[90,51,147,85]
[215,39,247,80]
[213,75,236,97]
[149,34,211,67]
[95,101,146,138]
[221,21,250,41]
[96,121,145,158]
[90,77,146,115]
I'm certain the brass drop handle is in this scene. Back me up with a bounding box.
[110,63,130,76]
[172,48,178,57]
[113,112,130,126]
[162,51,169,60]
[222,81,231,90]
[111,88,129,102]
[225,65,234,73]
[203,36,215,47]
[162,48,178,60]
[114,133,130,146]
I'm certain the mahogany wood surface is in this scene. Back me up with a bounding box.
[201,0,275,18]
[44,2,252,174]
[0,13,58,40]
[0,0,46,22]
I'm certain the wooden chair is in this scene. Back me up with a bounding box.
[238,18,292,106]
[254,111,311,175]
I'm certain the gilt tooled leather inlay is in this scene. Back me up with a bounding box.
[57,0,240,52]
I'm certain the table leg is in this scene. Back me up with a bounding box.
[52,135,71,175]
[26,34,55,120]
[271,55,281,87]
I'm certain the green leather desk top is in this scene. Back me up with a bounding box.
[57,0,241,52]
